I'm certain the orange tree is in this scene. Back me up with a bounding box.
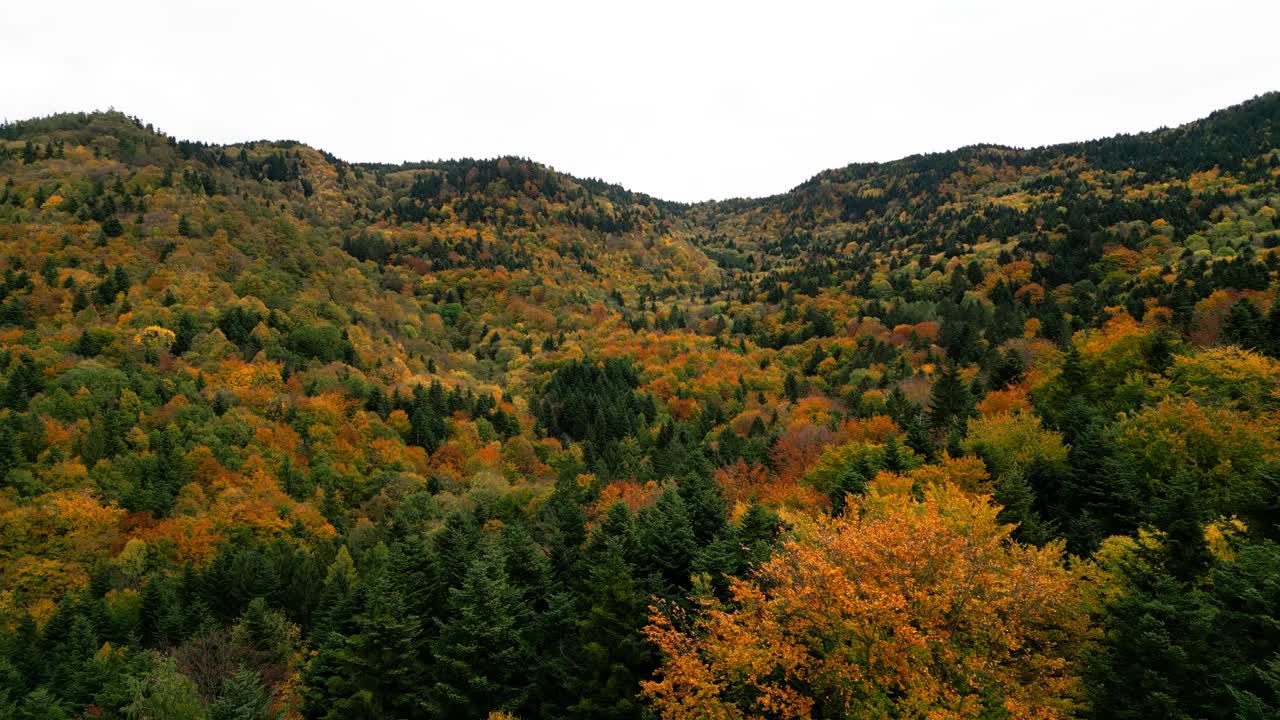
[642,483,1094,719]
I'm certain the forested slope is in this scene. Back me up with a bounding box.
[0,94,1278,719]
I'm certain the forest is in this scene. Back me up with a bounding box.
[0,93,1277,719]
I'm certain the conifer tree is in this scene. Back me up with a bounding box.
[567,538,652,720]
[1223,299,1266,350]
[304,576,425,720]
[927,362,974,438]
[635,489,698,596]
[428,540,533,720]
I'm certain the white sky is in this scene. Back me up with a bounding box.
[4,0,1278,202]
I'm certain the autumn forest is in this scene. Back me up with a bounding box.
[1,94,1279,719]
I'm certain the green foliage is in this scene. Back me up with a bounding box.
[123,655,205,720]
[427,540,532,719]
[1088,541,1280,719]
[208,667,275,720]
[536,358,655,477]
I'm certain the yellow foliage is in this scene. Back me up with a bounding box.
[133,325,176,351]
[963,411,1068,479]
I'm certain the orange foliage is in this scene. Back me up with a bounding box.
[977,385,1032,416]
[644,484,1093,720]
[144,515,220,564]
[713,460,772,507]
[870,454,993,496]
[769,422,835,484]
[838,414,898,444]
[593,480,663,516]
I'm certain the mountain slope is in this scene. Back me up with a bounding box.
[0,95,1278,719]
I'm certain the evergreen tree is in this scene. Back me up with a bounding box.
[677,471,727,545]
[304,575,425,720]
[567,539,652,720]
[540,470,587,584]
[313,546,359,638]
[1266,300,1280,358]
[927,362,973,437]
[427,541,533,720]
[829,461,867,514]
[1059,344,1089,397]
[989,348,1026,390]
[1223,299,1266,350]
[209,667,276,720]
[783,371,801,402]
[993,470,1055,546]
[1155,472,1213,582]
[100,215,124,238]
[635,489,698,596]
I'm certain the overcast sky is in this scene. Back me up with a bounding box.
[4,0,1278,202]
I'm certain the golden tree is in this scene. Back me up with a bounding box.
[643,483,1094,720]
[133,324,177,352]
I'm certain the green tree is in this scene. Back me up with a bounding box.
[635,489,698,597]
[209,667,275,720]
[1223,299,1266,350]
[567,539,652,720]
[303,576,425,720]
[101,215,124,238]
[427,540,533,720]
[927,362,973,438]
[123,655,205,720]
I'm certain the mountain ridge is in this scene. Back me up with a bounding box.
[7,90,1276,209]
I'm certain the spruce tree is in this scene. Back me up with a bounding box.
[927,362,973,437]
[1266,300,1280,358]
[209,667,274,720]
[428,540,533,720]
[635,489,698,596]
[993,470,1054,546]
[677,471,727,545]
[567,539,652,720]
[304,577,425,720]
[1223,299,1266,350]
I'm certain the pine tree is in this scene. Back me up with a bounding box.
[677,472,727,545]
[989,348,1026,390]
[209,666,274,720]
[567,539,652,720]
[1059,344,1089,396]
[927,363,973,437]
[427,541,533,719]
[784,371,801,403]
[540,470,587,584]
[1155,472,1212,582]
[1223,299,1266,350]
[885,385,915,429]
[1266,301,1280,358]
[635,489,698,597]
[100,215,124,238]
[304,576,425,720]
[313,546,359,637]
[993,470,1054,546]
[830,462,867,515]
[883,434,904,472]
[71,287,89,313]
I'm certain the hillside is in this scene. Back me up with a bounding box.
[0,95,1279,719]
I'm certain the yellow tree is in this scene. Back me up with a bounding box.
[133,325,177,355]
[643,483,1094,720]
